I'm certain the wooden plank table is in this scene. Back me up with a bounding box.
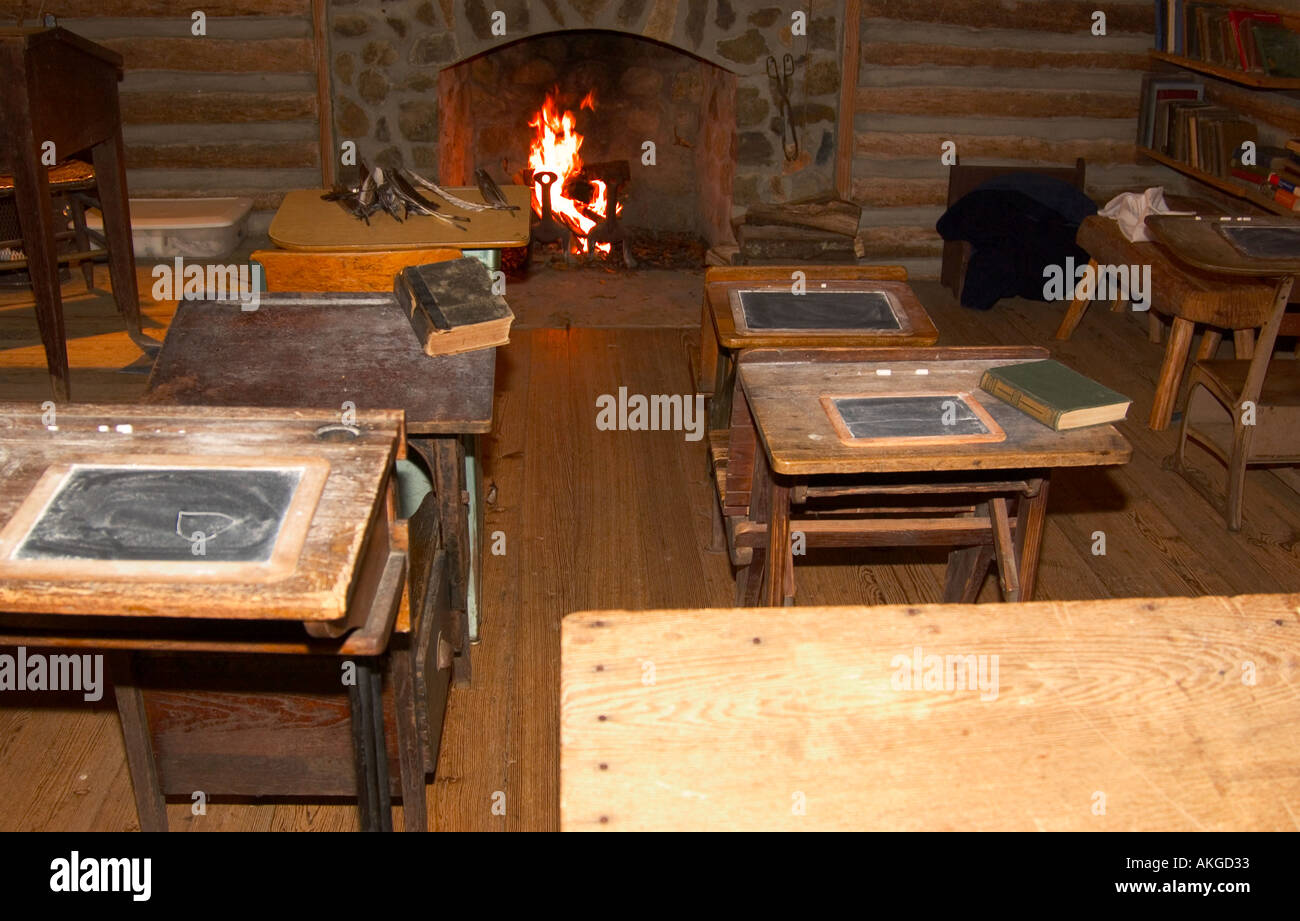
[0,27,158,401]
[0,403,446,832]
[736,348,1131,606]
[143,292,493,683]
[561,594,1300,830]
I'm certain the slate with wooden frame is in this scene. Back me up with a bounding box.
[726,280,914,337]
[820,391,1005,448]
[0,403,450,833]
[0,456,330,583]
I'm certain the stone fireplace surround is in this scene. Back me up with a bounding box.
[327,1,846,249]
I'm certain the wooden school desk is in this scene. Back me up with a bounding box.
[698,265,938,425]
[143,292,492,684]
[0,404,445,832]
[0,27,158,401]
[1055,213,1276,430]
[735,348,1131,606]
[1148,214,1300,529]
[561,595,1300,831]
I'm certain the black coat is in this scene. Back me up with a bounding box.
[936,175,1098,311]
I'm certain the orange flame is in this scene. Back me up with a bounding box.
[528,88,616,255]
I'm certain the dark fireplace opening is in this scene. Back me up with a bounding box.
[438,30,736,269]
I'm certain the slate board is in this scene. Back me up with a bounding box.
[1217,224,1300,260]
[821,392,1006,447]
[13,465,304,563]
[730,288,903,333]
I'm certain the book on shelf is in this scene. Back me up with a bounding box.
[1137,73,1261,182]
[393,257,514,358]
[980,361,1131,431]
[1254,23,1300,77]
[1137,75,1204,149]
[1154,1,1297,76]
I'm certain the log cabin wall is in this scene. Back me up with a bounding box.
[852,0,1191,279]
[0,0,328,235]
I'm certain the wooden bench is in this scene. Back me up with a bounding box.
[561,594,1300,830]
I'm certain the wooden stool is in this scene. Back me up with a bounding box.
[1054,214,1275,430]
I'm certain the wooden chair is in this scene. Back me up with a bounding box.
[939,158,1086,304]
[708,345,1052,605]
[1176,275,1300,530]
[251,247,464,293]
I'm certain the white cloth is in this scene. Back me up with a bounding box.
[1098,187,1195,243]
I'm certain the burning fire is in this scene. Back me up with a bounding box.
[527,88,620,254]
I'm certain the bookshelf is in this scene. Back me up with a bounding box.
[1137,145,1293,215]
[1143,2,1300,218]
[1149,50,1300,90]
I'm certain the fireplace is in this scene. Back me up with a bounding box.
[438,31,734,263]
[325,1,846,261]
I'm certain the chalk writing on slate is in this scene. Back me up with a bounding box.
[1217,224,1300,261]
[14,465,303,563]
[734,289,902,332]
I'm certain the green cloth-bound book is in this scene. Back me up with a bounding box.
[1254,24,1300,78]
[979,360,1131,431]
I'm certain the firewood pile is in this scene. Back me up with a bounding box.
[733,195,864,264]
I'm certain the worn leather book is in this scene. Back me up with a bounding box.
[394,257,513,357]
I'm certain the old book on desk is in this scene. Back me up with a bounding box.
[395,257,513,357]
[980,360,1131,431]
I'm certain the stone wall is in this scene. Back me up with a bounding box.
[327,0,847,234]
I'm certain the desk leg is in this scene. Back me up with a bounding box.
[989,497,1020,599]
[741,447,793,607]
[108,653,168,832]
[1053,258,1097,340]
[1151,317,1194,430]
[1233,329,1255,360]
[12,140,70,401]
[764,477,792,607]
[411,436,473,686]
[699,295,719,394]
[348,658,392,832]
[942,545,993,603]
[737,449,770,607]
[387,643,428,833]
[1009,477,1050,603]
[90,129,158,356]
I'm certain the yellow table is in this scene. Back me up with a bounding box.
[269,185,531,252]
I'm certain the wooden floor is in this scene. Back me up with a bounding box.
[1,267,1298,831]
